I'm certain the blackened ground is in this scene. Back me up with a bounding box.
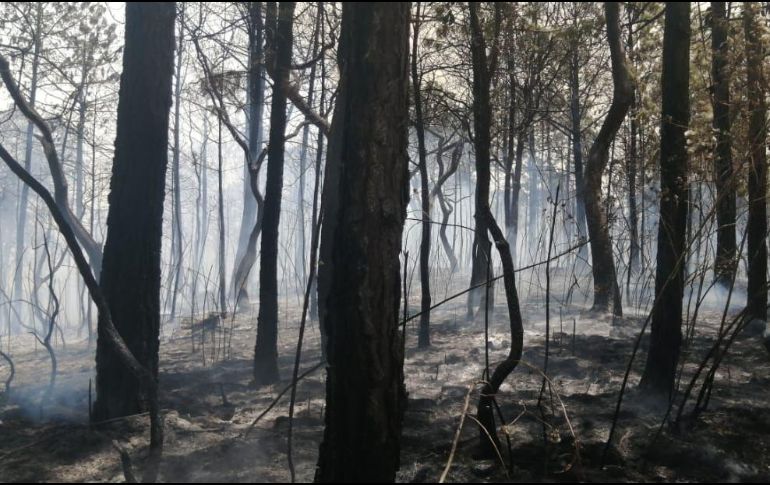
[1,283,769,482]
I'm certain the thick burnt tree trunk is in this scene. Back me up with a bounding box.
[93,1,175,420]
[315,3,410,481]
[254,1,295,386]
[712,1,737,287]
[583,2,633,316]
[640,1,690,398]
[744,2,768,326]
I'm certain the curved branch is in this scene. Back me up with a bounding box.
[0,52,102,274]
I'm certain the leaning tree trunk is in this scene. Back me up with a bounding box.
[254,1,295,386]
[93,1,175,421]
[583,2,633,316]
[712,1,737,288]
[640,1,690,398]
[315,3,410,482]
[744,2,768,326]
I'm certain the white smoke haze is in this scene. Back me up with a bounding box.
[0,2,769,482]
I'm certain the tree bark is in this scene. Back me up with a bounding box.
[466,2,500,322]
[169,3,185,319]
[234,1,266,309]
[412,2,431,348]
[583,2,633,316]
[640,1,691,398]
[315,3,410,481]
[254,1,296,386]
[93,1,175,421]
[744,2,768,324]
[712,1,737,287]
[569,44,589,260]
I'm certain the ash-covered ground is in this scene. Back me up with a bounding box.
[1,269,769,482]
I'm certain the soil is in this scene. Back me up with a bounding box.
[1,270,769,482]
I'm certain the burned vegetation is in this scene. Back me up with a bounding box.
[1,2,770,483]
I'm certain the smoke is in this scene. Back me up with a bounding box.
[690,280,747,313]
[3,369,92,424]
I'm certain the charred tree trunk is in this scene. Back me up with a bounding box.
[504,44,516,249]
[217,116,227,315]
[569,45,588,253]
[412,2,431,348]
[627,14,640,279]
[466,2,500,322]
[294,8,321,291]
[583,2,633,316]
[14,5,42,325]
[640,1,690,398]
[169,3,185,319]
[712,1,737,287]
[231,2,266,310]
[509,129,526,266]
[254,1,295,386]
[315,3,410,481]
[93,1,175,420]
[744,2,768,325]
[433,139,462,272]
[234,1,266,310]
[310,4,327,324]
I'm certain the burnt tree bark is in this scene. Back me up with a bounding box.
[640,1,691,398]
[432,138,463,272]
[234,1,266,310]
[253,1,295,386]
[169,3,185,319]
[583,2,633,316]
[466,2,501,322]
[315,3,410,481]
[627,8,640,280]
[412,2,431,348]
[712,1,737,287]
[93,1,175,421]
[744,2,768,325]
[569,31,588,258]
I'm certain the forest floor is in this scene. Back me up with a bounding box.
[1,271,770,482]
